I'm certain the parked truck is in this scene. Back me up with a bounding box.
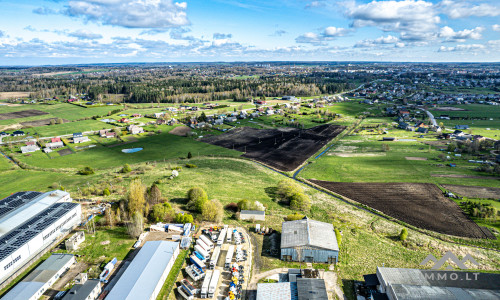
[200,270,213,298]
[208,269,221,298]
[209,246,221,269]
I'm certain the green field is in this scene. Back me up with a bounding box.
[300,129,500,188]
[25,120,116,137]
[9,131,241,170]
[0,103,123,127]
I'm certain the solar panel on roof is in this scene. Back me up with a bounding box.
[0,202,79,260]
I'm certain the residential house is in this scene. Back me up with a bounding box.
[21,141,40,154]
[132,113,142,118]
[250,112,259,118]
[105,132,116,138]
[46,137,64,149]
[73,133,90,144]
[226,117,237,122]
[118,118,129,123]
[455,125,469,130]
[12,130,25,137]
[127,125,144,135]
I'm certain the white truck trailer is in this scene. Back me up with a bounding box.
[209,246,221,269]
[225,245,235,269]
[208,269,221,298]
[199,234,214,249]
[200,270,213,298]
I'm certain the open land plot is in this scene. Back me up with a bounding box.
[0,92,30,99]
[0,103,123,127]
[169,126,191,136]
[30,120,116,137]
[20,118,69,127]
[201,124,346,171]
[442,185,500,199]
[0,109,48,120]
[301,135,500,188]
[309,180,494,239]
[11,131,240,170]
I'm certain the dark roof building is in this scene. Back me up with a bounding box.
[363,267,500,300]
[296,278,328,300]
[62,279,101,300]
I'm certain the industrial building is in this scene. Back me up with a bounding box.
[280,217,339,263]
[0,202,81,285]
[0,190,71,237]
[63,278,101,300]
[257,278,327,300]
[105,241,180,300]
[362,267,500,300]
[239,210,266,221]
[3,253,75,300]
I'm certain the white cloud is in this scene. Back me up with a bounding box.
[296,27,349,44]
[68,30,103,40]
[440,0,500,19]
[354,35,400,47]
[323,27,349,37]
[439,26,484,42]
[296,32,323,44]
[438,44,485,52]
[64,0,189,28]
[345,0,440,41]
[493,25,500,32]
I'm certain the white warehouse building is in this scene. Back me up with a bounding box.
[0,190,71,237]
[106,241,180,300]
[0,202,81,285]
[3,253,75,300]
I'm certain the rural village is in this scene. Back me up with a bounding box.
[0,63,499,300]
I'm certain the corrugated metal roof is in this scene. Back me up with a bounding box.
[3,254,74,300]
[296,278,328,300]
[389,284,500,300]
[106,241,179,300]
[377,267,500,290]
[257,282,298,300]
[280,218,338,251]
[240,210,265,216]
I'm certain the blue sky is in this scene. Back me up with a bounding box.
[0,0,499,65]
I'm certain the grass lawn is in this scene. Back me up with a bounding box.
[68,227,136,265]
[0,103,123,127]
[30,120,116,137]
[11,132,241,170]
[0,154,14,171]
[0,169,99,198]
[156,249,189,300]
[300,119,500,187]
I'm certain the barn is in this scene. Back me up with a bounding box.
[280,217,339,264]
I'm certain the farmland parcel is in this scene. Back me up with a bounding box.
[202,124,345,171]
[309,180,494,239]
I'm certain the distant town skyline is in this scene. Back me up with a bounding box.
[1,0,500,65]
